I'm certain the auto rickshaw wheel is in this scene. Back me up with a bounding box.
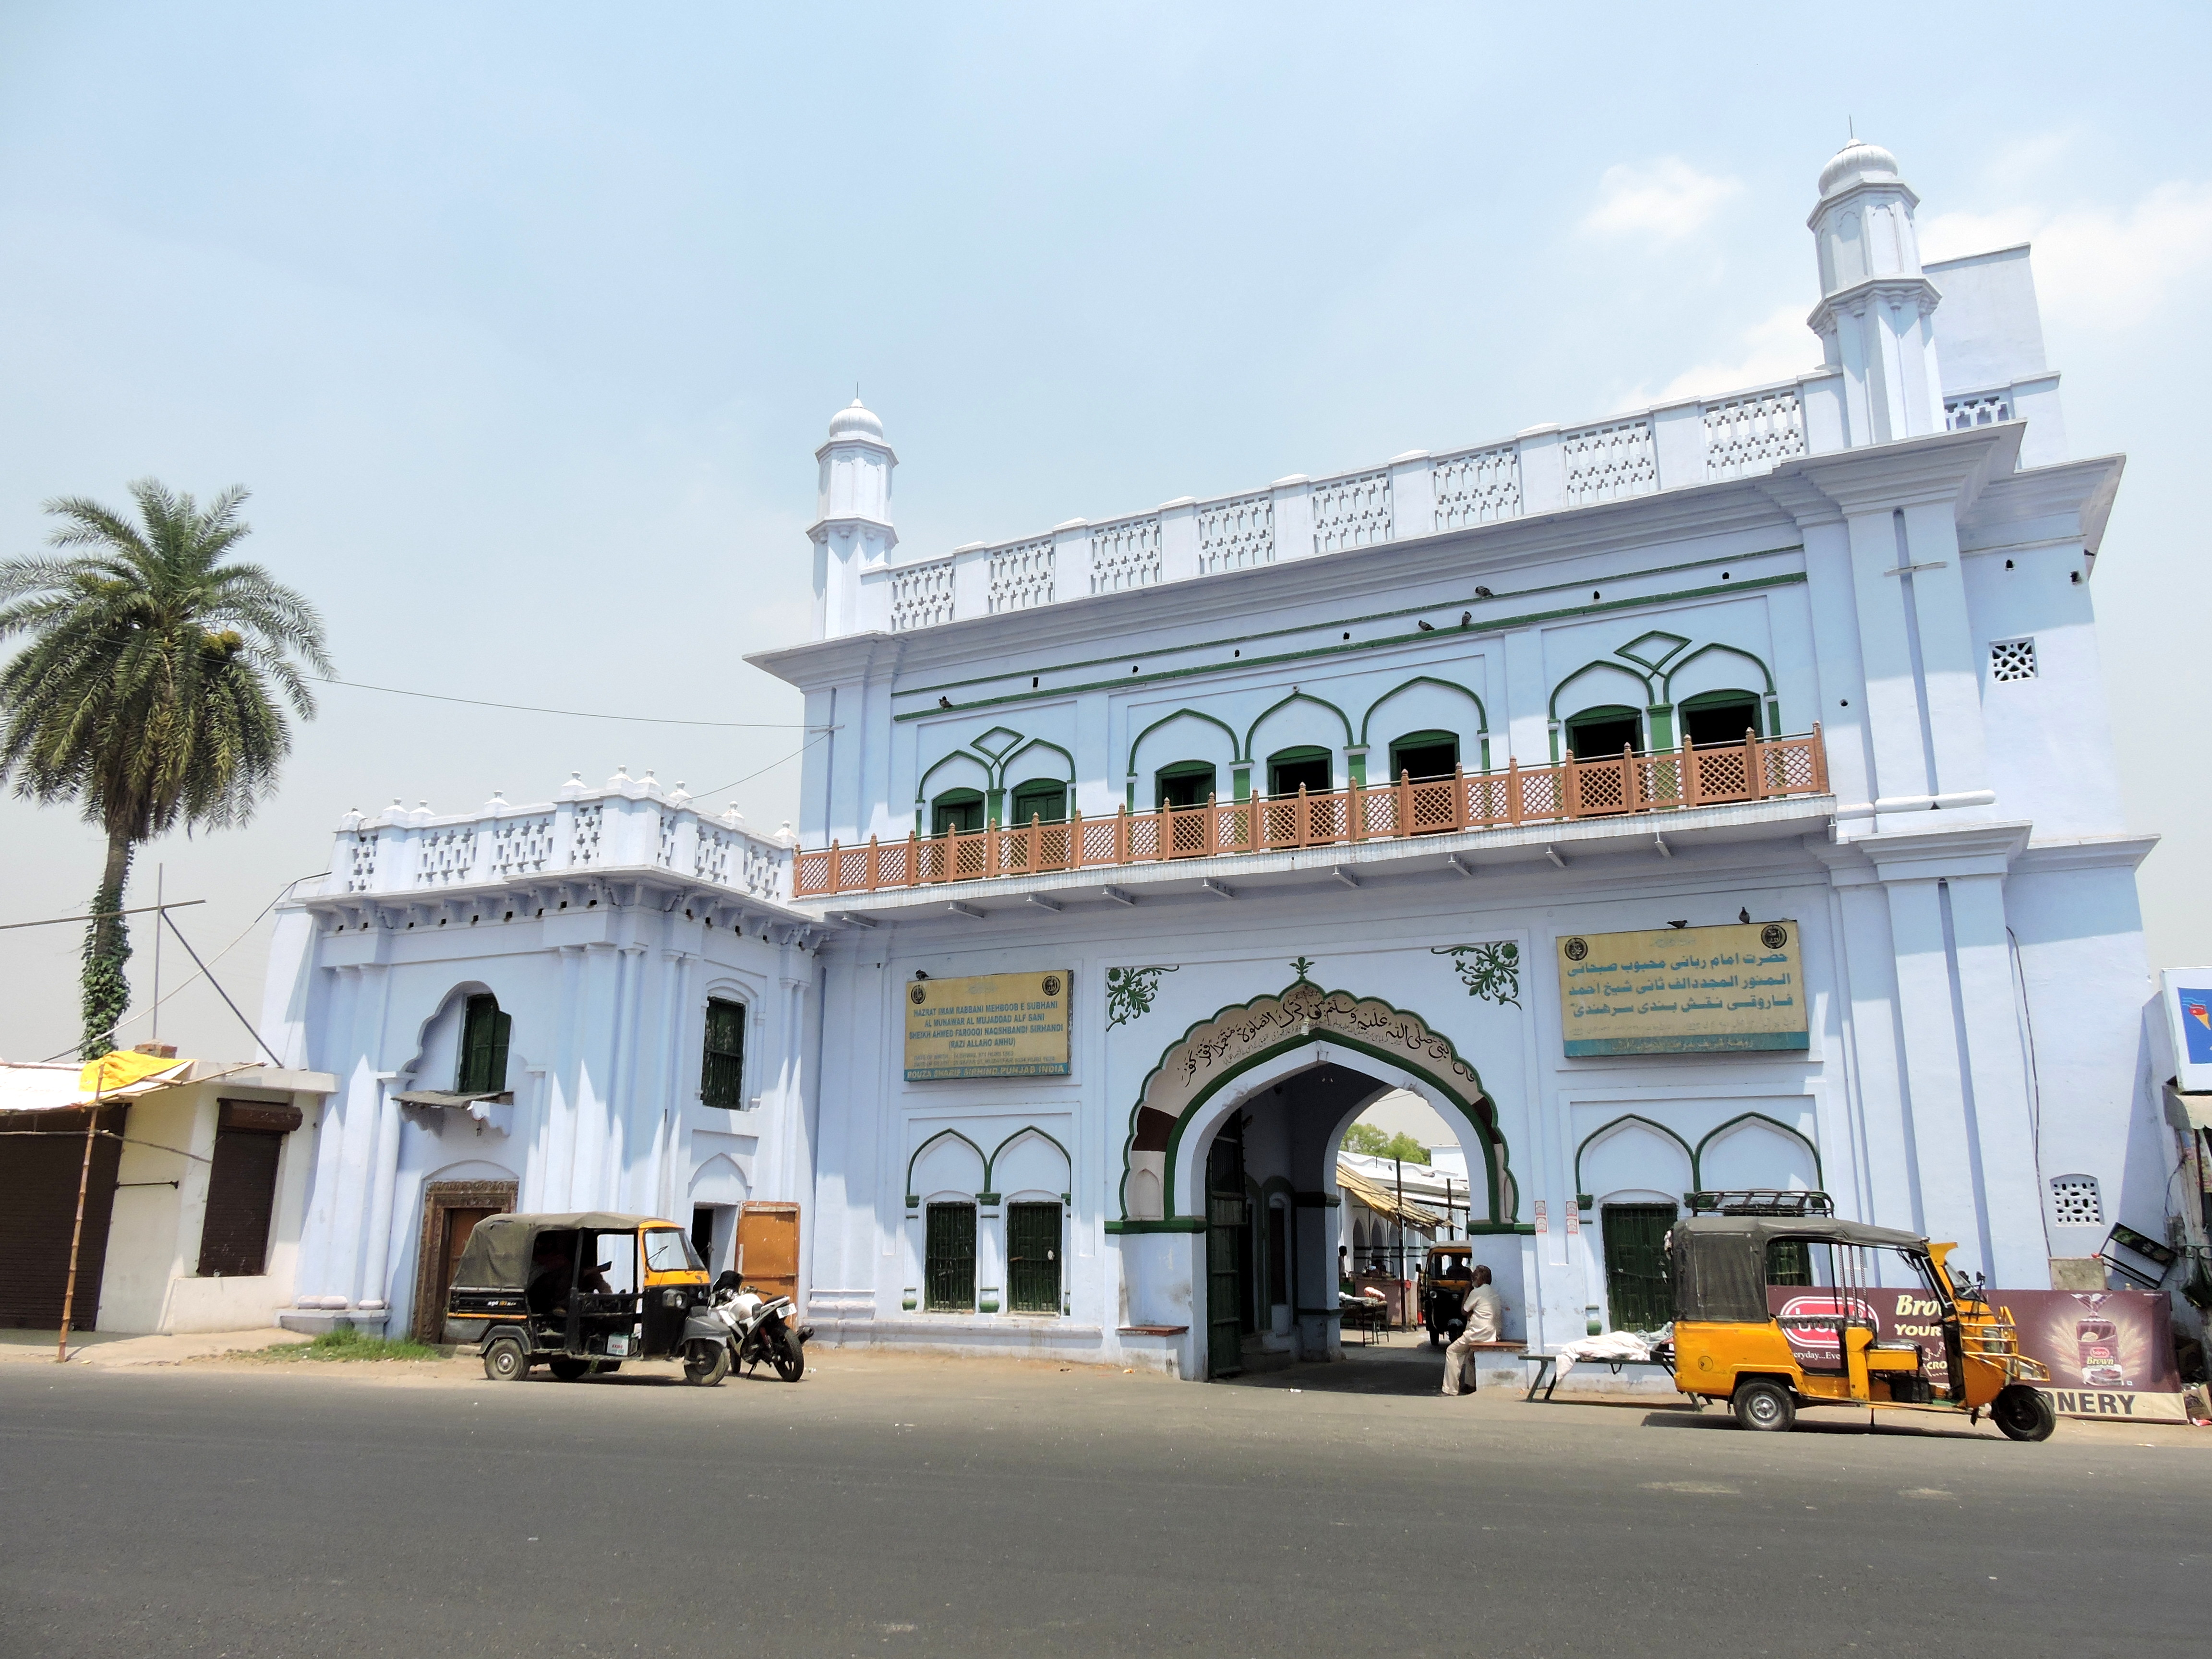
[548,1357,591,1382]
[1731,1378,1796,1432]
[1993,1383,2057,1443]
[482,1337,529,1382]
[683,1340,730,1387]
[771,1328,805,1382]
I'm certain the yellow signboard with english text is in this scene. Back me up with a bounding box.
[904,970,1073,1081]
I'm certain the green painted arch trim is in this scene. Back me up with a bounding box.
[985,1125,1072,1191]
[1661,641,1777,703]
[906,1128,987,1207]
[1126,707,1243,775]
[1115,983,1515,1228]
[1574,1113,1695,1200]
[1547,658,1657,722]
[1000,736,1076,784]
[915,748,994,804]
[1691,1111,1821,1190]
[1357,675,1490,746]
[1243,690,1354,759]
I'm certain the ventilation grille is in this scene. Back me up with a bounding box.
[1990,637,2038,683]
[2050,1174,2103,1227]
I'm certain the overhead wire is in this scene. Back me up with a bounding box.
[320,676,822,729]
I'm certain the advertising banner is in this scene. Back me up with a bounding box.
[903,970,1072,1082]
[1765,1286,2185,1421]
[1556,921,1808,1056]
[2158,967,2212,1093]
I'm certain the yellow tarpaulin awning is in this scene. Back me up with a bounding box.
[77,1051,192,1101]
[1336,1162,1444,1230]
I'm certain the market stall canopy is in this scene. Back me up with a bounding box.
[0,1053,194,1113]
[1335,1162,1444,1229]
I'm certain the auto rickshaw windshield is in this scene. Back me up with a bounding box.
[645,1227,704,1273]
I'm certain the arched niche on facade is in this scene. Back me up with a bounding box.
[1664,643,1780,744]
[989,1127,1070,1202]
[1360,676,1488,754]
[1117,979,1514,1228]
[1128,710,1239,808]
[1575,1115,1694,1204]
[915,750,991,805]
[400,979,524,1098]
[1244,693,1353,780]
[688,1152,754,1209]
[1695,1112,1820,1193]
[907,1129,987,1205]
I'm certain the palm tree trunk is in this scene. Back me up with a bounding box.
[79,822,135,1061]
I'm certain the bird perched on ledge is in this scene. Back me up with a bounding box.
[1417,620,1435,631]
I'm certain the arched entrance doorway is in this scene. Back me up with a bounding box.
[1113,979,1523,1380]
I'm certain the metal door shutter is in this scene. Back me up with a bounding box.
[0,1105,126,1329]
[197,1128,283,1278]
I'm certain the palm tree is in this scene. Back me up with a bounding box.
[0,481,332,1058]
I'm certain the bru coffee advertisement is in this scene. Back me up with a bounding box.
[1765,1286,2185,1421]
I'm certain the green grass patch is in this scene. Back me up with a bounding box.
[236,1328,445,1363]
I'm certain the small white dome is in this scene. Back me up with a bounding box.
[827,397,885,445]
[1818,138,1902,198]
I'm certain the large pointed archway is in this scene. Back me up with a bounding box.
[1114,977,1518,1227]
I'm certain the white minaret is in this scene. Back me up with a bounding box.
[1806,140,1947,447]
[809,397,897,638]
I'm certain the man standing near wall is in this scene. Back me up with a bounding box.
[1440,1265,1503,1397]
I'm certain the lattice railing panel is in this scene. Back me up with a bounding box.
[794,734,1831,893]
[890,558,956,631]
[1702,387,1806,481]
[1197,492,1274,574]
[492,814,555,879]
[1089,516,1162,594]
[1432,445,1522,529]
[1946,392,2012,430]
[1562,418,1658,505]
[1311,469,1393,554]
[987,538,1056,613]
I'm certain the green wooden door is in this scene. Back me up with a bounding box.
[1007,1202,1061,1313]
[1206,1192,1247,1378]
[924,1203,976,1312]
[1600,1203,1677,1331]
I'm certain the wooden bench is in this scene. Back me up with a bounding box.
[1445,1339,1527,1392]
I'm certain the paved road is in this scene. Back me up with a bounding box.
[0,1346,2204,1658]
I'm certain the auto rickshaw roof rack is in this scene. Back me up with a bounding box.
[1686,1189,1834,1217]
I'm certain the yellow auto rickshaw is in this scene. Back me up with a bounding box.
[1421,1243,1474,1349]
[1667,1192,2055,1440]
[444,1211,717,1382]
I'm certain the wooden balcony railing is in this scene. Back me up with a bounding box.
[792,727,1828,899]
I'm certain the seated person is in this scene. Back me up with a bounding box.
[527,1235,575,1318]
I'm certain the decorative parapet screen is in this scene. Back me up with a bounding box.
[890,557,957,632]
[1089,515,1162,594]
[416,826,477,886]
[1311,469,1393,553]
[1197,491,1274,573]
[1946,391,2012,430]
[571,803,603,866]
[491,813,554,878]
[1702,388,1806,481]
[343,830,379,893]
[1562,418,1658,505]
[987,537,1055,613]
[1432,444,1522,529]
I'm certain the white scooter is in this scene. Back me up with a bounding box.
[680,1270,810,1386]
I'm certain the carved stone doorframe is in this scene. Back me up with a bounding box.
[412,1179,518,1343]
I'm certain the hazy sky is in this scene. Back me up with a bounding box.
[3,3,2207,1067]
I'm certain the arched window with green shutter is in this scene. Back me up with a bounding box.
[1154,760,1215,809]
[457,994,511,1094]
[1678,689,1762,747]
[1008,778,1067,824]
[1265,746,1332,796]
[1385,729,1459,782]
[700,997,746,1109]
[931,788,985,836]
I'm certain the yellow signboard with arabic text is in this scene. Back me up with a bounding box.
[904,970,1073,1081]
[1557,922,1807,1056]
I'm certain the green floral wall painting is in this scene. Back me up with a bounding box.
[1432,940,1521,1007]
[1106,965,1178,1029]
[1289,956,1316,984]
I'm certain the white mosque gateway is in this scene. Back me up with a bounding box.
[259,140,2169,1377]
